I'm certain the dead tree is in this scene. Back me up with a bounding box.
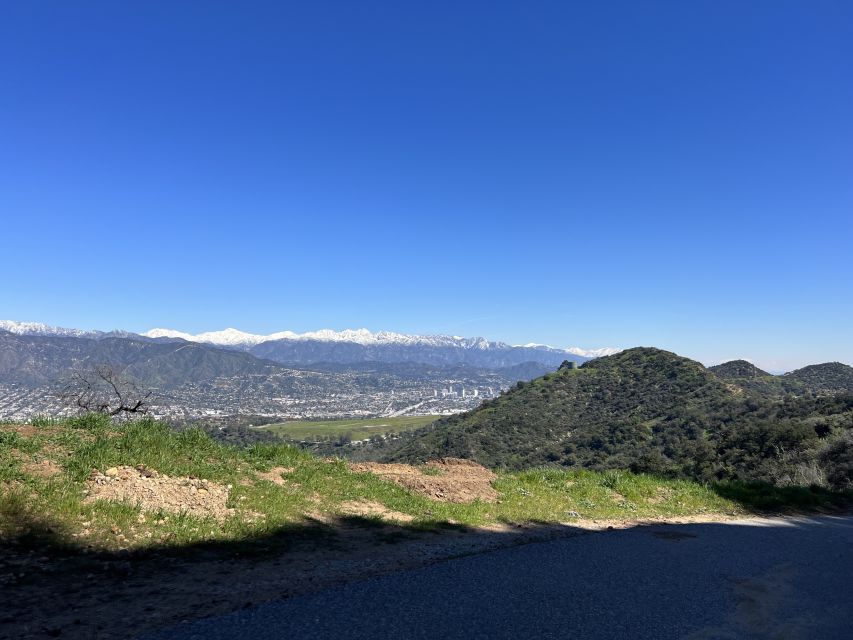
[63,365,153,417]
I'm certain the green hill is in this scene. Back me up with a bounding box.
[785,362,853,393]
[709,360,853,399]
[370,348,736,471]
[359,348,853,490]
[709,360,770,379]
[708,359,803,399]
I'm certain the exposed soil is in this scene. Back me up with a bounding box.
[6,424,57,438]
[339,500,415,523]
[350,458,499,503]
[84,466,233,522]
[21,459,62,478]
[255,466,293,486]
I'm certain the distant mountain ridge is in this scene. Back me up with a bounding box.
[142,326,618,357]
[0,330,284,389]
[0,320,136,341]
[1,320,614,369]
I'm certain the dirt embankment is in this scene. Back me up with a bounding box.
[350,458,498,503]
[85,466,234,522]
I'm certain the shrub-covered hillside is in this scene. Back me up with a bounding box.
[784,362,853,394]
[709,359,770,379]
[359,348,853,489]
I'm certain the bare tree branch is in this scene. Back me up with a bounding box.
[62,365,153,417]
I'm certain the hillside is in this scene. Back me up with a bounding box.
[8,414,815,638]
[707,359,803,399]
[0,330,284,389]
[359,348,853,489]
[367,348,734,470]
[709,360,770,379]
[784,362,853,393]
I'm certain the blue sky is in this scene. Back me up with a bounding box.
[1,1,851,371]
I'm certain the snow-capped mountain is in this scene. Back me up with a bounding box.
[144,326,620,368]
[0,320,136,340]
[142,326,619,355]
[518,342,622,358]
[566,346,623,358]
[0,320,95,338]
[1,320,619,369]
[145,327,505,349]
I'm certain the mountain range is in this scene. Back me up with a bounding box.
[0,320,615,369]
[0,321,585,421]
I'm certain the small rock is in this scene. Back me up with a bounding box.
[105,467,119,477]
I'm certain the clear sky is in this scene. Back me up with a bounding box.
[1,1,851,372]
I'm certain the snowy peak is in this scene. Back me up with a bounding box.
[142,327,491,348]
[565,346,622,358]
[144,328,196,341]
[0,320,101,339]
[142,325,618,357]
[0,320,139,341]
[145,327,272,346]
[517,342,622,358]
[1,319,616,360]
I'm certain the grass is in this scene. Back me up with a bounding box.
[256,414,438,441]
[1,416,849,555]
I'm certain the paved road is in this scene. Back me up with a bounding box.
[145,515,853,639]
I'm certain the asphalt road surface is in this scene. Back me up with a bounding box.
[145,515,853,640]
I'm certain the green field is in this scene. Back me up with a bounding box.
[256,414,439,441]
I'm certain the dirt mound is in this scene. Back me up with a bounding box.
[350,458,498,503]
[85,466,234,522]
